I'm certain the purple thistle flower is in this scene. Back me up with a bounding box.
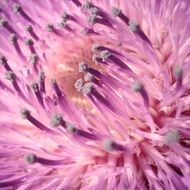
[0,0,190,189]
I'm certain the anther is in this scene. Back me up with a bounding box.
[20,108,55,132]
[0,17,18,36]
[39,71,46,93]
[128,20,152,45]
[5,71,27,100]
[9,34,25,60]
[103,139,124,152]
[20,108,31,119]
[5,71,16,82]
[79,61,88,72]
[111,7,122,17]
[26,153,37,164]
[74,78,84,92]
[65,122,97,140]
[99,50,131,70]
[51,79,63,98]
[84,73,93,82]
[31,82,39,92]
[0,54,12,71]
[88,14,98,26]
[82,82,116,113]
[58,21,67,28]
[25,39,35,53]
[66,122,78,134]
[81,28,98,36]
[13,3,22,14]
[99,50,111,61]
[173,65,183,91]
[13,3,35,24]
[164,129,180,144]
[29,53,38,65]
[82,82,94,95]
[92,54,104,64]
[31,82,44,107]
[26,154,71,165]
[82,0,93,11]
[0,17,8,28]
[132,81,143,92]
[128,20,139,32]
[111,7,129,24]
[25,39,34,46]
[46,24,54,32]
[132,81,149,108]
[26,25,39,41]
[26,25,33,32]
[9,33,17,44]
[61,12,69,22]
[91,43,101,52]
[50,114,65,127]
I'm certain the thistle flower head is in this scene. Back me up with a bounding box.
[0,0,190,189]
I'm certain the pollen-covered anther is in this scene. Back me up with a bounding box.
[51,79,63,98]
[46,24,54,32]
[172,65,183,79]
[20,108,31,119]
[90,7,99,15]
[164,129,180,144]
[172,65,183,91]
[132,81,150,108]
[39,71,46,93]
[74,78,84,92]
[128,20,139,32]
[26,25,39,41]
[29,53,38,64]
[91,43,101,52]
[61,12,69,22]
[50,114,64,127]
[39,71,45,81]
[26,25,33,32]
[99,50,111,61]
[26,153,37,164]
[79,61,88,72]
[84,73,93,82]
[58,21,67,29]
[12,3,22,14]
[9,33,17,44]
[25,39,35,53]
[82,0,93,11]
[13,3,34,24]
[0,17,8,28]
[111,6,129,25]
[31,82,39,92]
[66,122,78,134]
[0,54,7,65]
[81,28,93,36]
[31,82,45,107]
[5,71,16,81]
[132,81,144,92]
[25,39,34,46]
[88,14,98,25]
[92,54,102,63]
[102,139,124,152]
[82,82,94,95]
[111,7,122,17]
